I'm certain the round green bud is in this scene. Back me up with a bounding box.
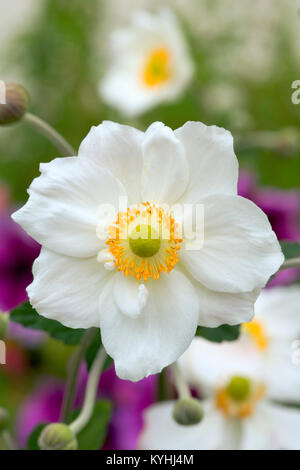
[0,82,29,125]
[0,408,9,433]
[129,224,160,258]
[38,423,77,450]
[0,313,9,340]
[226,376,251,403]
[173,398,204,426]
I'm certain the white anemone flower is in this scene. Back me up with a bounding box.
[139,286,300,449]
[100,9,194,116]
[12,120,283,381]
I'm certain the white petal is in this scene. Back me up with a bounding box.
[99,270,199,381]
[254,286,300,341]
[12,157,126,258]
[264,342,300,403]
[175,121,238,203]
[78,121,143,203]
[181,194,284,293]
[241,403,277,450]
[139,400,226,450]
[260,402,300,450]
[180,338,263,393]
[195,282,259,327]
[141,122,189,204]
[27,248,111,329]
[113,275,148,319]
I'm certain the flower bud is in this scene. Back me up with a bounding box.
[0,82,29,125]
[38,423,77,450]
[0,408,9,433]
[0,313,9,340]
[173,397,204,426]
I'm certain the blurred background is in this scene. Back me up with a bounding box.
[0,0,299,449]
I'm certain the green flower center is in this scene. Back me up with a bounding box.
[226,376,251,402]
[129,224,161,258]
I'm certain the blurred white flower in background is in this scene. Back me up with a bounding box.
[99,9,194,116]
[103,0,300,84]
[139,286,300,450]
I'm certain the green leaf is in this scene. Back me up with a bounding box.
[85,331,113,371]
[27,423,48,450]
[10,302,85,345]
[280,241,300,260]
[72,400,112,450]
[196,324,240,343]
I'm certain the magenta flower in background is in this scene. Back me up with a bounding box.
[16,379,64,448]
[99,366,157,450]
[238,171,300,286]
[8,321,46,349]
[16,365,157,449]
[0,211,40,312]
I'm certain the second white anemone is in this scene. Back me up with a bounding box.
[12,120,283,381]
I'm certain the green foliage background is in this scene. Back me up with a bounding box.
[0,0,300,204]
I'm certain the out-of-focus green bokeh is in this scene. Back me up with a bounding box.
[0,0,299,205]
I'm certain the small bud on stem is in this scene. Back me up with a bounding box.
[173,397,204,426]
[38,423,77,450]
[0,82,29,125]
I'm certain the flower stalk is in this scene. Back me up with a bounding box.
[172,362,191,399]
[279,257,300,271]
[23,112,75,157]
[69,347,107,435]
[60,327,98,424]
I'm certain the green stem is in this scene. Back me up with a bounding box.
[236,129,299,154]
[23,112,75,156]
[172,362,191,399]
[69,347,107,435]
[280,257,300,271]
[60,328,98,424]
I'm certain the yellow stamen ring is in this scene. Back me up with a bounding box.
[142,47,172,88]
[215,376,265,419]
[106,202,182,282]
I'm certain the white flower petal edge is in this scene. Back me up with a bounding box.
[255,286,300,341]
[141,122,189,204]
[242,402,300,450]
[195,282,260,327]
[98,270,199,382]
[139,400,227,450]
[27,248,111,329]
[181,194,284,293]
[179,338,263,394]
[175,121,238,203]
[78,121,143,204]
[254,287,300,403]
[12,157,126,258]
[265,342,300,403]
